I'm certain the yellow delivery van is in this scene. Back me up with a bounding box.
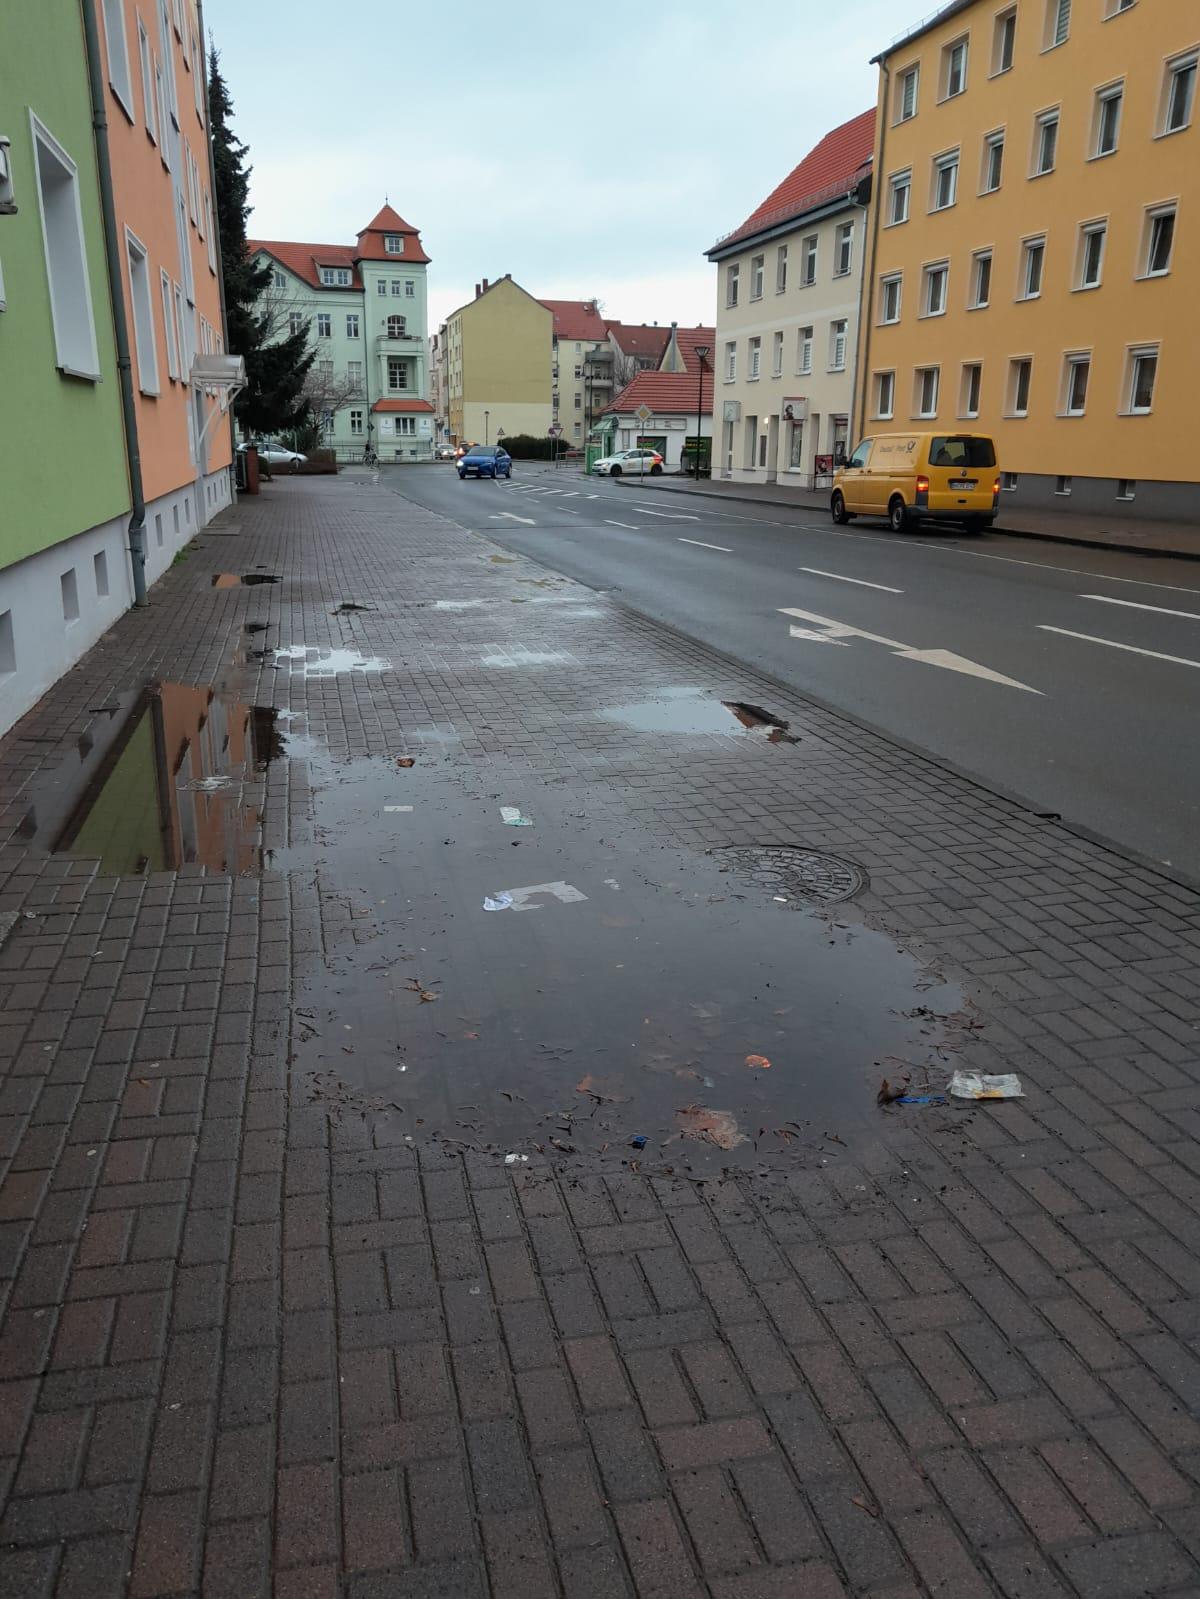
[831,433,999,533]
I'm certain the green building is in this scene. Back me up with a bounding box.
[0,0,132,735]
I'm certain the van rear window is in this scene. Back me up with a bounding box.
[930,436,996,468]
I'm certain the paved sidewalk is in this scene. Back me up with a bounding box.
[0,473,1199,1597]
[605,472,1200,558]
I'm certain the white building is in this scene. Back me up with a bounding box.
[599,325,714,470]
[705,111,874,488]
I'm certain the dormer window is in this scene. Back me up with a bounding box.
[384,234,403,255]
[319,266,351,286]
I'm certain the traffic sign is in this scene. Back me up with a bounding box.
[635,404,653,423]
[548,423,563,436]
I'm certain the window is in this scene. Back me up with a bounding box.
[316,313,331,337]
[932,150,959,211]
[1105,0,1136,12]
[1117,479,1136,499]
[801,235,817,285]
[1162,52,1197,134]
[94,550,110,597]
[726,263,739,306]
[319,267,351,287]
[798,327,813,375]
[1008,357,1032,415]
[751,255,764,299]
[1055,475,1072,495]
[573,392,581,408]
[960,362,982,418]
[347,360,362,391]
[725,340,736,380]
[102,0,135,120]
[61,568,79,624]
[386,313,407,338]
[1046,0,1071,49]
[1078,221,1106,288]
[775,245,788,293]
[0,612,14,676]
[982,130,1004,193]
[138,17,157,142]
[829,320,848,372]
[1063,353,1090,414]
[288,311,303,335]
[396,416,417,436]
[880,273,902,324]
[154,53,169,166]
[772,331,784,376]
[387,357,409,391]
[350,409,364,436]
[1033,110,1059,174]
[923,262,949,316]
[1143,205,1176,276]
[874,370,895,419]
[1093,84,1123,157]
[341,313,357,338]
[834,221,854,277]
[942,37,969,99]
[896,64,919,122]
[160,269,179,380]
[125,229,159,394]
[992,7,1016,74]
[888,170,911,225]
[204,192,215,272]
[30,115,100,379]
[405,280,415,297]
[1001,472,1018,490]
[915,366,940,418]
[376,280,387,296]
[1019,237,1046,299]
[384,234,402,254]
[748,336,761,378]
[317,359,333,383]
[1125,346,1158,412]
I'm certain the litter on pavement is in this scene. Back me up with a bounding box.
[948,1071,1025,1100]
[500,806,533,826]
[483,893,514,912]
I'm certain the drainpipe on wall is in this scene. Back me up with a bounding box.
[80,0,148,606]
[195,0,237,496]
[853,63,890,442]
[846,176,872,450]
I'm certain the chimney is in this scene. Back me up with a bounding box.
[481,277,489,293]
[474,282,481,298]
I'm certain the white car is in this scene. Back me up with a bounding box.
[238,440,307,471]
[592,448,664,478]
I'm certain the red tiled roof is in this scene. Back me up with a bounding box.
[355,204,431,265]
[603,370,713,417]
[673,326,717,375]
[540,299,610,340]
[607,323,671,362]
[708,108,875,254]
[372,399,434,413]
[361,203,417,235]
[250,240,363,291]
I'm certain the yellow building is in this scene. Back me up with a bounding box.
[860,0,1198,519]
[442,276,552,445]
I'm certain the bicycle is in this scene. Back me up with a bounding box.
[361,445,378,468]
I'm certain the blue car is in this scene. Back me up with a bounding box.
[458,445,512,480]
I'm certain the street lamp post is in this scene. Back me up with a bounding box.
[692,345,710,481]
[484,409,490,445]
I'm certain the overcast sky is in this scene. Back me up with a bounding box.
[201,0,906,331]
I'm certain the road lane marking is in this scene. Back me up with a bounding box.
[605,520,639,530]
[491,513,536,525]
[679,538,732,552]
[799,567,904,593]
[1080,594,1200,621]
[779,606,1042,693]
[636,508,701,520]
[1038,626,1200,669]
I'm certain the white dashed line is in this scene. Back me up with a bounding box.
[799,567,904,593]
[678,538,732,552]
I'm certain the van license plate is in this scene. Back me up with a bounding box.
[949,478,977,490]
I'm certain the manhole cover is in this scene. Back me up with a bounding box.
[716,845,865,905]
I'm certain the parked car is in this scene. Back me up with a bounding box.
[237,439,307,472]
[457,445,512,480]
[592,448,664,477]
[435,445,457,461]
[831,432,999,533]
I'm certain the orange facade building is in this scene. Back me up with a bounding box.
[96,0,232,574]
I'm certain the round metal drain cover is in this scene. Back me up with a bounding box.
[717,845,865,905]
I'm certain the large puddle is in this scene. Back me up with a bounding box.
[601,687,798,742]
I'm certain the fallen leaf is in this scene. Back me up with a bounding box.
[745,1054,771,1070]
[851,1495,880,1518]
[676,1105,748,1150]
[396,757,415,768]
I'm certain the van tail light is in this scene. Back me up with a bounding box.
[992,476,1000,506]
[915,475,930,507]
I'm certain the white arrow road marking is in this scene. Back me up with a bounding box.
[491,513,536,525]
[779,606,1042,692]
[1038,626,1200,670]
[501,880,588,912]
[605,521,639,530]
[799,567,904,594]
[585,494,600,499]
[789,626,850,645]
[636,508,701,519]
[1080,594,1200,621]
[679,538,732,552]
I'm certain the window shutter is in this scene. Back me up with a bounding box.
[1055,0,1070,44]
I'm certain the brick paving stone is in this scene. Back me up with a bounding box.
[0,473,1198,1595]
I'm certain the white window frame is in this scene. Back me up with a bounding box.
[896,63,920,122]
[192,27,205,118]
[1092,82,1123,159]
[748,336,762,379]
[914,366,940,419]
[102,0,136,122]
[29,112,101,380]
[1076,220,1106,289]
[991,7,1017,75]
[288,311,303,336]
[137,15,158,144]
[1007,357,1033,417]
[772,330,784,377]
[1033,109,1059,175]
[801,235,818,285]
[160,267,179,381]
[724,340,736,381]
[1018,236,1046,300]
[1123,345,1158,414]
[969,249,993,309]
[775,244,788,293]
[959,362,982,419]
[387,357,410,391]
[750,254,765,300]
[405,280,415,297]
[829,320,848,373]
[981,129,1004,193]
[1160,50,1197,136]
[834,221,854,278]
[726,262,739,307]
[1141,203,1177,277]
[874,369,896,420]
[384,235,403,255]
[349,409,364,436]
[204,190,216,272]
[154,54,170,168]
[1061,352,1091,416]
[922,261,949,317]
[798,327,813,376]
[931,150,960,212]
[317,313,331,337]
[942,36,969,100]
[346,313,360,338]
[125,227,160,395]
[887,170,911,226]
[880,273,902,324]
[1044,0,1071,50]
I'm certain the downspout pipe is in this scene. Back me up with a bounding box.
[196,0,238,490]
[854,66,889,442]
[80,0,148,606]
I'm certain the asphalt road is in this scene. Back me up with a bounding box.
[383,461,1200,880]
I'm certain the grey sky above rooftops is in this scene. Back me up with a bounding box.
[202,0,902,330]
